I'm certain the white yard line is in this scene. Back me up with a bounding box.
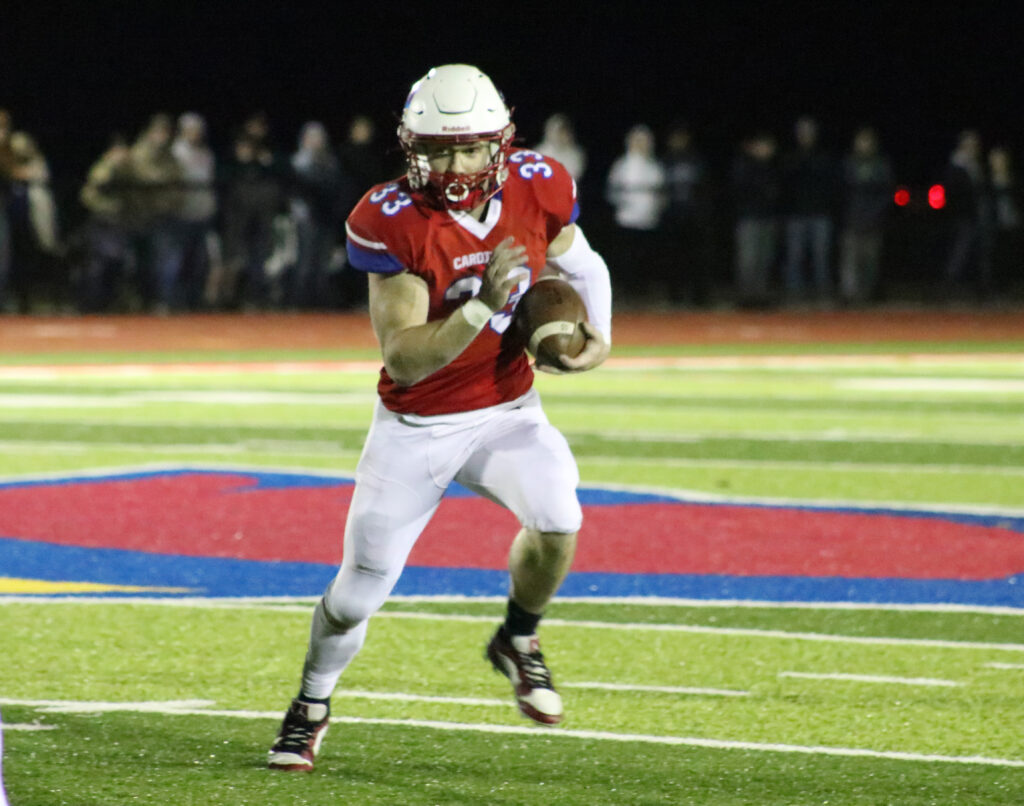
[579,455,1024,476]
[1,698,1021,768]
[561,682,749,697]
[0,361,381,380]
[332,691,509,708]
[1,723,57,731]
[0,440,359,456]
[1,352,1021,381]
[373,612,1024,653]
[839,377,1024,393]
[3,439,1022,475]
[38,602,1008,653]
[985,662,1024,670]
[3,593,1023,620]
[779,672,962,687]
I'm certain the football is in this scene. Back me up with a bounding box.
[513,278,588,368]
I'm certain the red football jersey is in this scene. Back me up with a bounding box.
[345,149,580,415]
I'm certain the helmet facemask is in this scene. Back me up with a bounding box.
[399,123,516,211]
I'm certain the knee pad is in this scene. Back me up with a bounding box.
[321,567,393,630]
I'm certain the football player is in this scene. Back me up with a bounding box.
[269,64,612,771]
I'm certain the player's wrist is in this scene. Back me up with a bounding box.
[460,297,493,329]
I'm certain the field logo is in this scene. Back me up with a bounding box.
[0,467,1021,606]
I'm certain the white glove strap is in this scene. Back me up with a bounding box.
[460,298,493,330]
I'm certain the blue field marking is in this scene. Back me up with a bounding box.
[1,536,1022,607]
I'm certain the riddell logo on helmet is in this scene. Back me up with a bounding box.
[442,125,472,132]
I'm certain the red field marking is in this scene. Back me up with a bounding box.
[2,309,1024,356]
[1,473,1022,580]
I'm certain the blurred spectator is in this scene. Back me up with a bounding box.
[219,118,286,309]
[172,112,217,309]
[7,131,61,311]
[781,116,839,305]
[10,132,59,254]
[943,130,992,300]
[606,124,667,298]
[988,146,1021,295]
[662,122,713,304]
[730,131,780,307]
[336,114,390,308]
[839,126,893,305]
[337,114,388,217]
[130,113,185,312]
[288,121,341,309]
[535,113,586,182]
[0,110,14,312]
[78,134,135,311]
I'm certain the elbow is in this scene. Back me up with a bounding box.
[382,346,427,388]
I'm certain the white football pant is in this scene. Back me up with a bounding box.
[301,388,582,698]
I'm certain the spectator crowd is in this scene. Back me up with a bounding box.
[0,107,1019,315]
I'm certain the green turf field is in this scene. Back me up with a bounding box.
[2,331,1023,804]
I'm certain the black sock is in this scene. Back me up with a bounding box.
[297,692,331,706]
[504,598,542,636]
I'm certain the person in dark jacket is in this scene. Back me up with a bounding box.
[781,116,839,304]
[943,129,992,299]
[662,123,714,304]
[987,146,1021,295]
[731,131,780,307]
[839,126,893,304]
[219,118,286,309]
[288,121,341,309]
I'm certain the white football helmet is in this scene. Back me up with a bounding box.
[398,64,516,210]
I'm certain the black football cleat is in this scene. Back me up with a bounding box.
[268,698,330,771]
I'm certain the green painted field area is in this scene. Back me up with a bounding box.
[1,323,1023,804]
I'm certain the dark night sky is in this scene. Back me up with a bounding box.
[3,2,1023,194]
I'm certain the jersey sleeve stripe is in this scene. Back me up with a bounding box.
[344,222,388,251]
[346,239,406,274]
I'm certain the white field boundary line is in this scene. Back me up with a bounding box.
[2,460,1023,520]
[0,388,1021,406]
[0,440,361,457]
[1,352,1023,380]
[3,598,1019,651]
[0,391,376,407]
[778,672,962,687]
[581,429,1024,447]
[0,585,1019,618]
[579,455,1024,476]
[561,682,749,697]
[3,439,1023,478]
[2,698,1021,768]
[2,591,1024,618]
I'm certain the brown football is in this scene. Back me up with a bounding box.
[513,278,588,368]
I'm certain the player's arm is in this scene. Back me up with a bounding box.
[543,223,612,372]
[370,237,527,387]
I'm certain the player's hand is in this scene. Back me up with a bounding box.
[536,322,610,374]
[478,236,528,311]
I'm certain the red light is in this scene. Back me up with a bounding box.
[928,184,946,210]
[893,187,911,207]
